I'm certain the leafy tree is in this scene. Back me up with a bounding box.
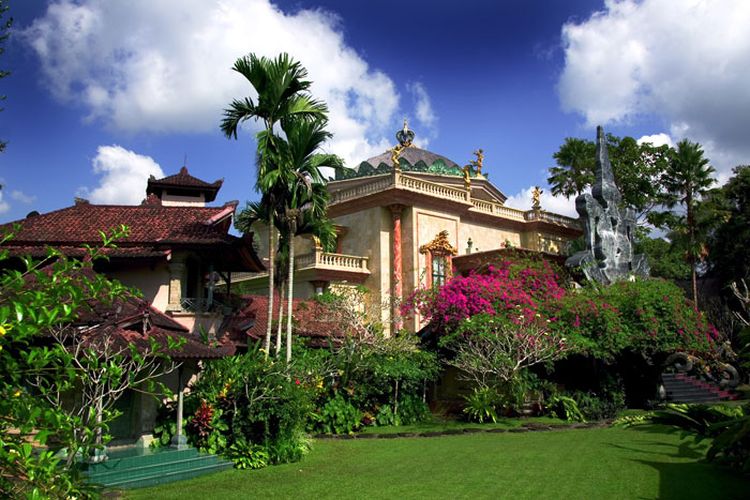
[548,134,671,221]
[650,140,717,305]
[634,234,691,280]
[709,165,750,284]
[0,227,181,497]
[0,0,12,152]
[270,116,342,362]
[221,53,327,358]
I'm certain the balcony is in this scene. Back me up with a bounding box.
[295,248,370,282]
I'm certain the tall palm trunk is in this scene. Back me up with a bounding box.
[275,285,284,356]
[264,221,275,357]
[286,221,296,363]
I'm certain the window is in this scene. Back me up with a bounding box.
[432,254,447,287]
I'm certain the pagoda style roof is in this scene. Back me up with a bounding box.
[147,166,223,202]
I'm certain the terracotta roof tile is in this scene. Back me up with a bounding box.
[0,201,239,247]
[227,294,347,347]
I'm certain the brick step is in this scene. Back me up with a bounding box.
[661,371,739,403]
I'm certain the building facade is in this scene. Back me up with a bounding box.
[242,125,581,332]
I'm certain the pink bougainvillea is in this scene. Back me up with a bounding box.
[402,258,566,331]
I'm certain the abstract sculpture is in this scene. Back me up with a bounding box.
[566,126,649,284]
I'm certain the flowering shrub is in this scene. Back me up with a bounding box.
[402,256,566,332]
[544,279,717,359]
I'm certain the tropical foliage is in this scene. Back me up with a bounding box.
[0,228,179,498]
[222,52,328,359]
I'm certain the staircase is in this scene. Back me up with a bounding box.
[83,446,233,489]
[662,372,739,403]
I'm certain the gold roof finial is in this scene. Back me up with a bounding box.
[470,149,484,175]
[532,186,543,210]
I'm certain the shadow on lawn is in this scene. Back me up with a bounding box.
[612,426,749,499]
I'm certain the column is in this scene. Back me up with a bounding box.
[171,365,188,450]
[167,261,185,312]
[389,204,405,332]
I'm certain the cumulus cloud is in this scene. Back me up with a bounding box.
[505,185,578,218]
[21,0,414,166]
[78,145,164,205]
[558,0,750,176]
[10,190,37,204]
[637,133,673,148]
[407,81,437,130]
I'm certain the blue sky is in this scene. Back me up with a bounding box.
[1,0,749,223]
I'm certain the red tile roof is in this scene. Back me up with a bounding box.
[227,294,347,347]
[1,200,238,246]
[147,166,223,202]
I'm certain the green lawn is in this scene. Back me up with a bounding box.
[127,426,749,500]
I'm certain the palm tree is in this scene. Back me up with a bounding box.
[221,53,327,358]
[660,139,716,305]
[271,117,342,362]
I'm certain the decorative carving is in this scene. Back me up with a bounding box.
[470,148,484,175]
[532,186,543,210]
[420,230,458,256]
[565,126,649,284]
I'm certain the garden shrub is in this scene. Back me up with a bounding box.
[184,349,313,467]
[311,393,362,434]
[303,333,440,433]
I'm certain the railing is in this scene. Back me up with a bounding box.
[296,250,370,273]
[329,175,393,204]
[397,175,469,203]
[180,297,230,314]
[328,171,579,230]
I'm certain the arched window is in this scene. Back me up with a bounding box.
[419,230,458,288]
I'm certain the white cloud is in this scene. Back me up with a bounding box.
[407,81,437,130]
[0,192,9,215]
[79,145,164,205]
[10,190,37,204]
[558,0,750,177]
[637,133,673,148]
[22,0,406,166]
[505,185,578,218]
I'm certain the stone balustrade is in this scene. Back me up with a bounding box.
[328,173,579,230]
[296,249,370,273]
[397,175,469,203]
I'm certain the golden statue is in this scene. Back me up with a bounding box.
[470,148,484,175]
[390,144,405,171]
[532,186,543,210]
[462,164,472,189]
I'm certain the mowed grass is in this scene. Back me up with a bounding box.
[127,426,750,500]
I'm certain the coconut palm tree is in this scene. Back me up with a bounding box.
[271,116,342,362]
[221,53,327,357]
[660,139,716,305]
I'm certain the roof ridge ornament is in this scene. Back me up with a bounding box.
[396,118,415,147]
[390,119,414,172]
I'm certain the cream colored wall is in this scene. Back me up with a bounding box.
[459,220,521,254]
[333,206,391,330]
[161,193,206,206]
[252,222,315,260]
[109,263,171,311]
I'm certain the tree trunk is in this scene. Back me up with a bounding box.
[286,225,295,363]
[687,192,699,307]
[275,284,284,356]
[264,220,275,357]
